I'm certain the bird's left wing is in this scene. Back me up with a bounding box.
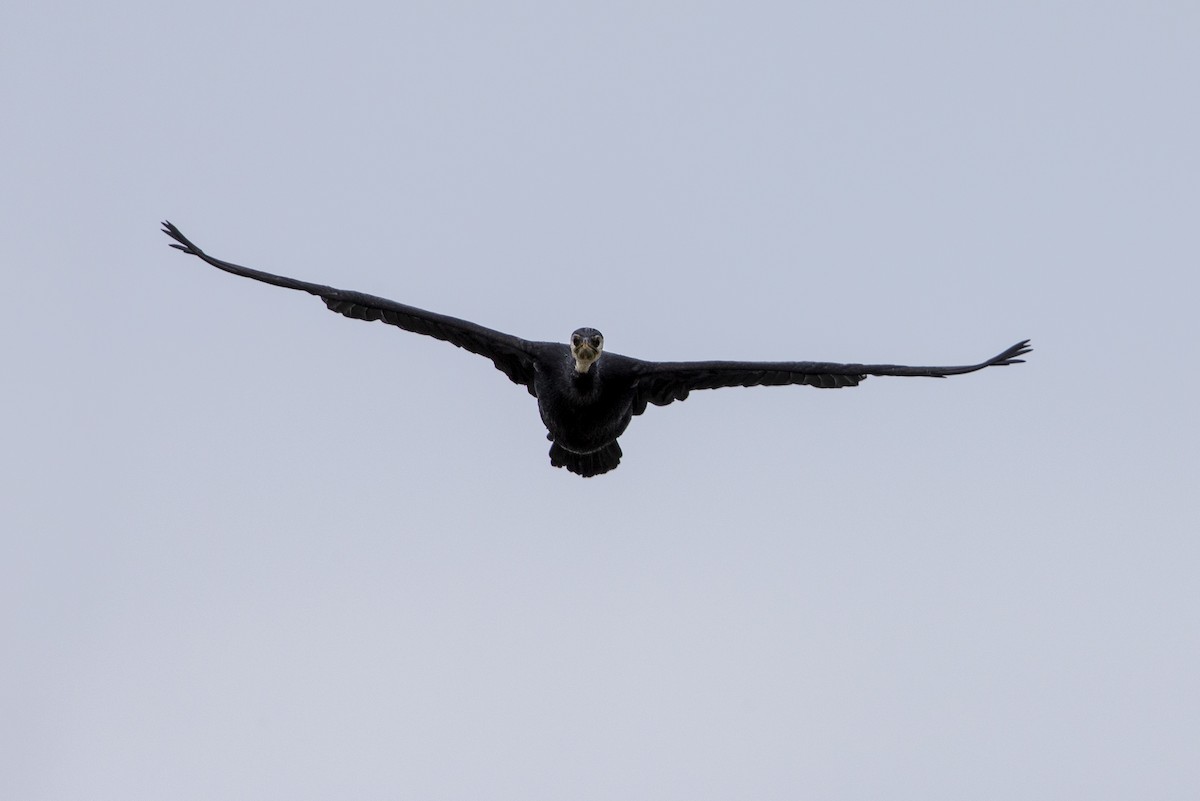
[162,221,541,391]
[627,340,1031,414]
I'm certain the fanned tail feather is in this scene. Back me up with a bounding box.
[549,441,623,478]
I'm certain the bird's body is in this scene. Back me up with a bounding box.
[533,348,641,475]
[162,222,1031,477]
[538,355,634,453]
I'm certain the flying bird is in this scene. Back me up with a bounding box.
[162,222,1030,477]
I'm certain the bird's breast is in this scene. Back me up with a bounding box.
[535,370,634,452]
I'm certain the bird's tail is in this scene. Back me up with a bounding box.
[549,441,623,478]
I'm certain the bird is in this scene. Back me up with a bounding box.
[162,221,1031,477]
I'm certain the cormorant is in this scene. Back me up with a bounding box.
[162,222,1031,477]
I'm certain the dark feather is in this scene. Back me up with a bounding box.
[162,221,539,391]
[627,340,1031,414]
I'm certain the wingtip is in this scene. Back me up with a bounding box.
[161,220,200,254]
[982,339,1033,368]
[1006,339,1033,359]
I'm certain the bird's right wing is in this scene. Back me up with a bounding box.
[628,340,1032,414]
[162,222,541,391]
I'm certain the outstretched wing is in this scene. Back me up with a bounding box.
[162,221,540,390]
[628,340,1032,414]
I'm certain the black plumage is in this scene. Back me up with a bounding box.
[162,222,1031,477]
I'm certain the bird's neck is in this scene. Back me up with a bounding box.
[571,362,598,391]
[573,354,599,374]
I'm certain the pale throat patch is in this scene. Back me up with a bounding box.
[573,349,601,373]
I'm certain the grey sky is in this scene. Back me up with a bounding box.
[3,2,1198,799]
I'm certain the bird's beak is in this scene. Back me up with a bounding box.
[572,343,601,373]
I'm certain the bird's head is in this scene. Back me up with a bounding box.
[570,327,604,373]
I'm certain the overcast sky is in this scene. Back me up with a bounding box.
[3,2,1198,799]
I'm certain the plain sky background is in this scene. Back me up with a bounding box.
[3,2,1198,799]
